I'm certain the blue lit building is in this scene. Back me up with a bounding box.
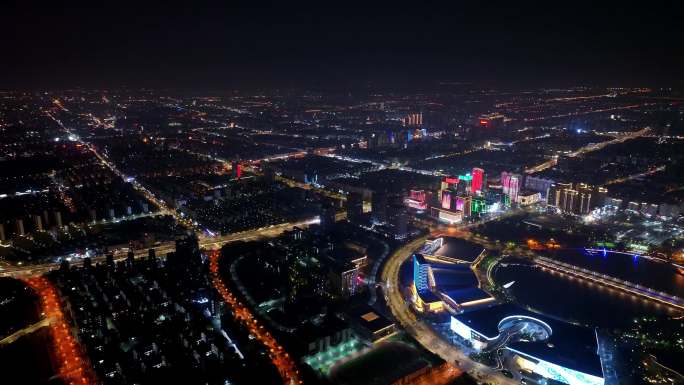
[413,254,432,292]
[410,253,494,313]
[450,304,605,385]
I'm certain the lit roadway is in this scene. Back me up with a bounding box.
[210,250,301,385]
[0,219,318,278]
[0,318,52,346]
[380,236,518,385]
[525,127,651,174]
[36,103,313,384]
[604,164,666,185]
[44,110,195,229]
[23,275,96,384]
[174,142,347,202]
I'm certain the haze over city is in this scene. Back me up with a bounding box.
[1,2,683,385]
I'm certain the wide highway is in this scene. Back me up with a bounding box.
[0,218,318,278]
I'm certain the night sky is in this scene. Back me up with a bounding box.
[1,1,682,89]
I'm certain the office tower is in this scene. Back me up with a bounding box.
[413,254,433,292]
[548,182,606,215]
[501,172,521,204]
[471,168,484,194]
[509,175,520,204]
[560,189,579,214]
[501,172,512,196]
[403,112,423,127]
[525,176,554,198]
[458,174,472,195]
[547,182,572,207]
[579,191,592,214]
[455,196,472,217]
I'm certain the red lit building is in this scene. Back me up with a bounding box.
[410,189,426,203]
[232,161,242,179]
[405,189,428,210]
[471,168,484,194]
[477,113,505,129]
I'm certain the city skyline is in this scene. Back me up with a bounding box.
[1,3,683,385]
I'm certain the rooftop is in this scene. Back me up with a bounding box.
[434,237,485,263]
[454,304,603,377]
[442,287,493,305]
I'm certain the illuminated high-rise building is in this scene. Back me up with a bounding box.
[471,197,486,215]
[413,254,433,292]
[455,196,472,217]
[471,168,484,194]
[458,174,472,195]
[403,112,423,127]
[441,190,452,210]
[549,182,606,215]
[547,182,572,207]
[560,189,579,214]
[439,176,458,199]
[501,172,521,205]
[509,175,520,204]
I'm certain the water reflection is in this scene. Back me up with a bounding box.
[493,258,679,328]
